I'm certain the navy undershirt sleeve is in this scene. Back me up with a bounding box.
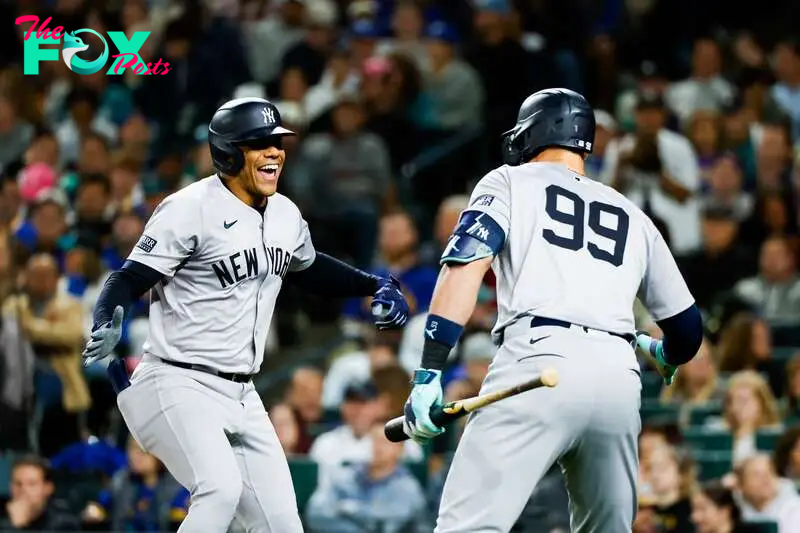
[655,304,704,366]
[286,253,380,297]
[93,260,163,329]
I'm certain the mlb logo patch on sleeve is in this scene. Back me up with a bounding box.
[136,235,158,253]
[473,194,495,207]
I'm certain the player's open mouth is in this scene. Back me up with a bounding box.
[257,163,280,179]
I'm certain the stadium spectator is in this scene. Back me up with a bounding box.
[733,236,800,329]
[666,38,735,126]
[306,421,429,532]
[770,40,800,141]
[372,364,413,419]
[646,444,695,532]
[0,454,80,531]
[10,253,90,455]
[55,87,117,168]
[718,371,783,465]
[310,380,422,488]
[661,339,726,420]
[691,480,762,533]
[687,110,724,184]
[284,366,324,454]
[735,453,800,532]
[702,154,754,222]
[82,436,188,531]
[678,206,758,311]
[0,94,35,169]
[321,337,400,409]
[585,109,617,180]
[717,313,784,397]
[270,402,303,456]
[602,89,702,255]
[773,425,800,488]
[783,355,800,421]
[375,0,428,69]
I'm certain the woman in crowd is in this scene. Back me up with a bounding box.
[782,354,800,421]
[691,480,763,533]
[646,444,697,532]
[773,425,800,487]
[269,402,303,457]
[721,370,783,464]
[662,338,725,405]
[718,312,783,397]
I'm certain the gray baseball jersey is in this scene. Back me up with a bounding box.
[461,162,694,338]
[435,163,696,532]
[128,175,315,374]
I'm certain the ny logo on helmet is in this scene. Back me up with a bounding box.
[262,107,275,125]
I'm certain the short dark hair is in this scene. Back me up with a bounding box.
[78,173,111,195]
[12,454,52,482]
[696,480,742,524]
[66,87,99,110]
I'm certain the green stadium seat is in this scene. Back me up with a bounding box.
[687,402,723,427]
[755,429,783,451]
[772,346,798,361]
[746,521,779,533]
[640,372,663,400]
[691,451,733,481]
[288,458,318,513]
[405,461,427,488]
[682,427,733,451]
[640,401,680,425]
[0,453,13,497]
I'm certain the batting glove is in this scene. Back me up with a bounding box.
[635,331,678,386]
[403,369,445,444]
[83,306,124,366]
[371,276,409,330]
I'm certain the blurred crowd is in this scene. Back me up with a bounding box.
[0,0,800,531]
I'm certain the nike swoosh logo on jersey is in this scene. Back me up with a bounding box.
[529,335,550,346]
[224,220,238,229]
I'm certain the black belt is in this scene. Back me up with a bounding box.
[530,317,636,344]
[160,358,255,383]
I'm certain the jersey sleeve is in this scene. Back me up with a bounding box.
[638,223,695,321]
[127,195,199,277]
[289,217,316,272]
[441,169,511,264]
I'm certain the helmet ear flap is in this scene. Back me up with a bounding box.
[209,138,244,176]
[502,133,524,166]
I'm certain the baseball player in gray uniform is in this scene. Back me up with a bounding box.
[402,89,704,532]
[82,97,410,533]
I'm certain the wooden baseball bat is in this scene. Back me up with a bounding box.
[384,368,559,443]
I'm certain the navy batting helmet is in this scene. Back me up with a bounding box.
[501,88,595,166]
[208,97,295,176]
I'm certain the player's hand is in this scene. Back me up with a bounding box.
[635,331,678,386]
[83,306,124,366]
[403,369,445,444]
[371,276,409,330]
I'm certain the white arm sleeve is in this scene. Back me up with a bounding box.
[127,195,200,277]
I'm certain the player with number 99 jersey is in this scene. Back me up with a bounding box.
[460,162,693,342]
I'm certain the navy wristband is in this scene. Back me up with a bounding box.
[424,314,463,347]
[420,314,463,370]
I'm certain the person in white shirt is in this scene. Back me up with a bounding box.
[600,90,702,255]
[310,380,422,489]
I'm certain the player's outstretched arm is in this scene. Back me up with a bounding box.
[286,252,409,329]
[83,260,163,367]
